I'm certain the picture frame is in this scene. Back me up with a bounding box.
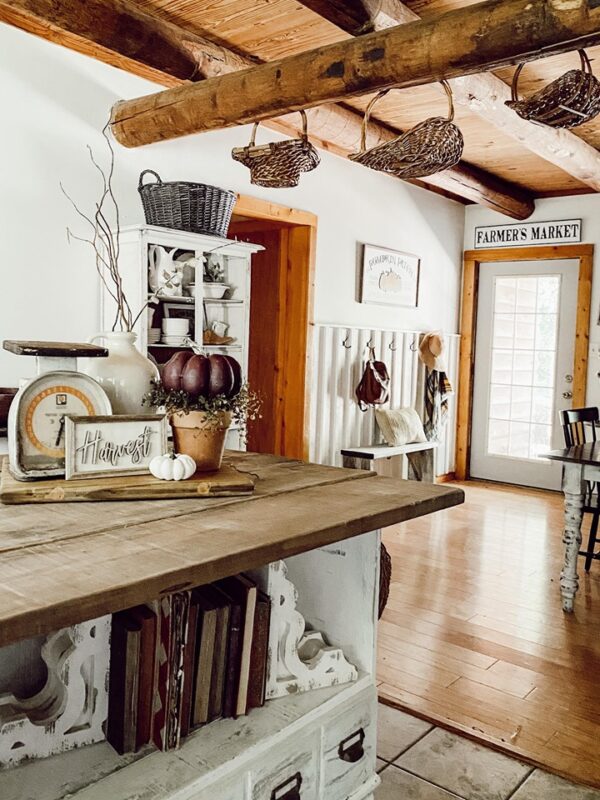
[360,243,420,308]
[64,415,168,480]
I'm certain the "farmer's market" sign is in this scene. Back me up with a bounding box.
[474,219,581,249]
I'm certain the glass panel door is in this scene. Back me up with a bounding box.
[471,261,578,490]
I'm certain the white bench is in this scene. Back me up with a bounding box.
[341,441,438,482]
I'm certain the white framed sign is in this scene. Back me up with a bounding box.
[360,244,420,307]
[64,415,168,480]
[474,219,581,249]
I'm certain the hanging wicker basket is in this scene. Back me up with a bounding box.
[138,171,237,237]
[231,110,320,188]
[349,81,464,180]
[505,50,600,129]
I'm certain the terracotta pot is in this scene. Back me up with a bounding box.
[170,410,232,472]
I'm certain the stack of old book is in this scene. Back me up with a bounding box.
[106,573,271,754]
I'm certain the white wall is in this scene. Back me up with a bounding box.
[0,23,465,387]
[464,196,600,404]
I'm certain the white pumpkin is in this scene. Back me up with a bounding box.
[149,453,196,481]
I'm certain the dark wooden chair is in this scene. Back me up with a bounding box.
[561,407,600,571]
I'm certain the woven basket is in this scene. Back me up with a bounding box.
[231,110,320,188]
[138,170,237,237]
[350,81,464,180]
[506,50,600,129]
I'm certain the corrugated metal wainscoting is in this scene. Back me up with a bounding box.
[309,325,460,477]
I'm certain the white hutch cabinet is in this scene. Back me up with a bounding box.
[100,225,263,449]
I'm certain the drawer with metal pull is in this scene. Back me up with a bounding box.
[250,733,319,800]
[322,687,376,800]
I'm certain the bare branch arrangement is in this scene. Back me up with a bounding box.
[61,122,134,332]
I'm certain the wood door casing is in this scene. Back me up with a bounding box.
[456,244,593,480]
[230,204,315,460]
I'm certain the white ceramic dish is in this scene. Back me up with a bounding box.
[203,282,229,300]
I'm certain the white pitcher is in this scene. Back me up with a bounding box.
[149,246,183,297]
[83,332,159,414]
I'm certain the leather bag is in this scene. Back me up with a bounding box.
[355,348,390,411]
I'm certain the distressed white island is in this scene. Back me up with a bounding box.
[0,452,463,800]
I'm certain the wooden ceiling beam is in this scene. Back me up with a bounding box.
[110,0,600,148]
[298,0,600,192]
[0,0,533,218]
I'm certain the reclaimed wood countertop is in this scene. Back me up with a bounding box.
[0,452,463,646]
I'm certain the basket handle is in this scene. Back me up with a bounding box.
[138,169,162,190]
[248,109,309,147]
[510,49,592,102]
[358,80,455,153]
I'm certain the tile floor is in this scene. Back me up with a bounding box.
[375,703,600,800]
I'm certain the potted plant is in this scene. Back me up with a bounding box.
[144,351,260,471]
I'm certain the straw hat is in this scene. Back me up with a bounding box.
[419,331,446,371]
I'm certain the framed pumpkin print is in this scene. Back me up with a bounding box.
[360,244,420,308]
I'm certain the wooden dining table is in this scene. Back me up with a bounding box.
[543,442,600,612]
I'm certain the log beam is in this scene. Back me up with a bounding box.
[110,0,600,148]
[0,0,534,218]
[298,0,600,191]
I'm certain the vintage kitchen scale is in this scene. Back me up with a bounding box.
[3,340,112,480]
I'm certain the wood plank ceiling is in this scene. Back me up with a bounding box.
[130,0,600,199]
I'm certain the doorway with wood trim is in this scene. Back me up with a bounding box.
[230,196,317,461]
[456,245,593,484]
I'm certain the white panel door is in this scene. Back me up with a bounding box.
[470,260,578,490]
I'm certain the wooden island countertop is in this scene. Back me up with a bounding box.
[0,452,463,646]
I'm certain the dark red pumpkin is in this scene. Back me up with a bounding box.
[162,352,242,399]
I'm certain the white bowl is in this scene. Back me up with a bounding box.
[203,282,229,300]
[162,319,190,335]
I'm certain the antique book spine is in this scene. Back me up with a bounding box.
[192,599,218,727]
[107,612,141,755]
[129,605,157,750]
[208,603,231,721]
[247,591,271,710]
[180,596,199,738]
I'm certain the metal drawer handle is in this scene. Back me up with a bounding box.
[338,728,365,763]
[270,772,302,800]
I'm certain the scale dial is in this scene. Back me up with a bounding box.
[9,371,112,480]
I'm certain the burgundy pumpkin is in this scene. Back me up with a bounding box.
[162,352,242,399]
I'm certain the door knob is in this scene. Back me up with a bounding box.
[563,390,573,399]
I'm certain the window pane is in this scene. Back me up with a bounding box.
[489,384,511,420]
[493,314,515,349]
[531,388,553,424]
[495,279,517,313]
[488,419,510,455]
[512,350,534,385]
[492,349,513,383]
[516,278,537,313]
[533,350,555,388]
[535,314,558,351]
[511,386,532,421]
[509,421,531,457]
[530,423,552,457]
[536,276,560,313]
[514,314,536,350]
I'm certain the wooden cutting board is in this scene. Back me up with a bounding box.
[0,459,255,504]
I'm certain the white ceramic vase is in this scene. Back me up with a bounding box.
[84,332,159,414]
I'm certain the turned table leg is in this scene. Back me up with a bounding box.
[560,463,584,613]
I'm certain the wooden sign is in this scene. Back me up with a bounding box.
[65,415,168,480]
[360,244,420,307]
[474,219,581,249]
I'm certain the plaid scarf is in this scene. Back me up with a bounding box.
[424,369,453,441]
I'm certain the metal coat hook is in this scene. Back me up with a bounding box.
[342,336,352,349]
[366,338,374,348]
[409,339,418,352]
[389,339,397,351]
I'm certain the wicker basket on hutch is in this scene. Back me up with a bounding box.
[505,50,600,129]
[350,81,464,180]
[231,110,320,188]
[138,170,237,238]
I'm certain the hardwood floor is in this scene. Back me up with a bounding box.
[377,480,600,789]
